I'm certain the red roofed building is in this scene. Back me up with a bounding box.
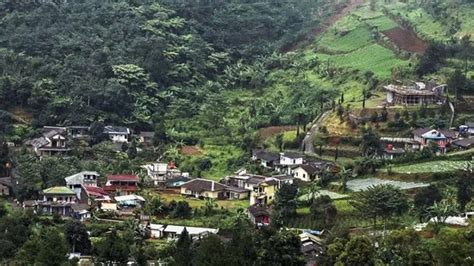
[104,174,139,196]
[81,185,111,205]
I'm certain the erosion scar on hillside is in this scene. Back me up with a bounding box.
[383,27,428,54]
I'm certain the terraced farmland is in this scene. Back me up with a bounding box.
[312,3,411,79]
[390,160,470,174]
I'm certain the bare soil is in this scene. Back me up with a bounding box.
[258,126,296,140]
[383,27,428,54]
[180,145,203,156]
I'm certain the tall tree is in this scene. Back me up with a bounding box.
[351,184,409,228]
[95,229,129,264]
[64,220,92,254]
[456,172,472,212]
[337,236,375,265]
[271,183,298,227]
[414,185,442,222]
[174,227,193,266]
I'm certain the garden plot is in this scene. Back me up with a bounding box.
[346,178,429,192]
[299,189,349,201]
[390,160,470,174]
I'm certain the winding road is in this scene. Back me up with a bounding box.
[302,110,331,154]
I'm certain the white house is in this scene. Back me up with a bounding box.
[292,161,338,182]
[163,225,219,240]
[279,152,304,166]
[460,122,474,136]
[103,126,131,143]
[149,224,165,239]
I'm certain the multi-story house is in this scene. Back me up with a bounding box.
[26,127,71,156]
[65,171,100,200]
[103,174,139,196]
[37,186,77,216]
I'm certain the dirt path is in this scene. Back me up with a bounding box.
[285,0,365,52]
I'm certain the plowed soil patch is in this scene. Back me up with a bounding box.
[383,27,428,54]
[180,145,203,156]
[258,126,296,140]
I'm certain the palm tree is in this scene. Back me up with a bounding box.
[203,198,218,216]
[339,167,352,193]
[306,182,321,204]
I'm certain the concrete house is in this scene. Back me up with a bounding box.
[180,179,249,200]
[252,149,280,168]
[384,82,446,105]
[162,225,219,240]
[38,186,77,216]
[103,174,139,196]
[141,162,186,186]
[413,128,458,153]
[292,161,338,182]
[279,152,304,166]
[81,186,110,205]
[103,126,131,143]
[26,127,71,156]
[221,173,279,205]
[65,171,100,200]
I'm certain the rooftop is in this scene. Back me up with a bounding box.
[453,138,474,148]
[383,83,443,96]
[181,179,227,192]
[252,149,280,162]
[107,174,138,182]
[163,225,219,235]
[103,126,130,134]
[65,171,99,185]
[43,186,76,195]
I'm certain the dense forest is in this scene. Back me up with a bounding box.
[0,0,340,141]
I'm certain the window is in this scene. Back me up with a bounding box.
[303,174,306,178]
[293,159,296,164]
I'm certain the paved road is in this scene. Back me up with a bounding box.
[302,110,331,153]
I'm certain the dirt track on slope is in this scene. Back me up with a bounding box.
[285,0,365,52]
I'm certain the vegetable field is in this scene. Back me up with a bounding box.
[346,178,429,192]
[390,160,470,174]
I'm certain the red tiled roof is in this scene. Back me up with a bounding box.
[84,186,109,197]
[107,174,138,181]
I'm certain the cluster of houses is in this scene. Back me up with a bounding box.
[251,150,339,182]
[381,124,474,159]
[24,125,152,156]
[25,171,141,220]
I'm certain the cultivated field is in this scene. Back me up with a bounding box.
[346,178,429,192]
[389,160,470,174]
[312,3,411,79]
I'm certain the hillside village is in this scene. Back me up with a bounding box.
[0,0,473,265]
